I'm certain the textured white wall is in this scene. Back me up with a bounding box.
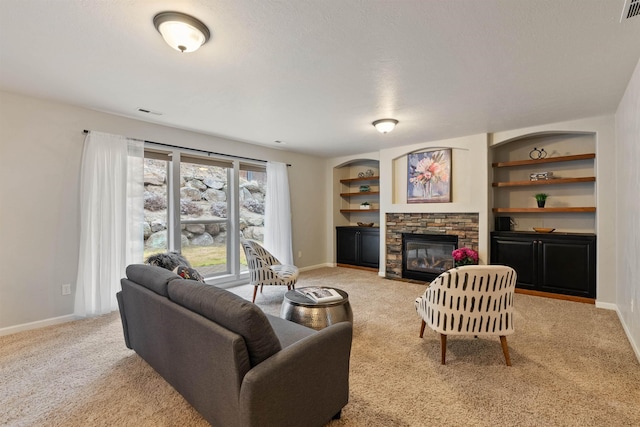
[0,90,327,331]
[615,57,640,361]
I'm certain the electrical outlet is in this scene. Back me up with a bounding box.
[298,251,302,259]
[61,284,71,296]
[631,299,634,313]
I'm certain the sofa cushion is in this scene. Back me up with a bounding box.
[265,314,316,348]
[126,264,180,297]
[167,279,282,366]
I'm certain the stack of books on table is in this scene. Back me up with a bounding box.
[529,171,555,181]
[296,287,343,303]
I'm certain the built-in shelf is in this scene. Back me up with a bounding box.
[492,177,596,187]
[492,153,595,168]
[340,191,380,197]
[339,173,379,217]
[493,207,596,213]
[339,176,380,183]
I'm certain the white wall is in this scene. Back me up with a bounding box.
[0,90,327,331]
[615,57,640,361]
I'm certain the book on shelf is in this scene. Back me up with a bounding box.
[296,287,343,303]
[529,171,558,181]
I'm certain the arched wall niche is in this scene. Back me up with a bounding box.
[391,145,470,206]
[490,130,597,233]
[491,130,595,148]
[332,156,380,229]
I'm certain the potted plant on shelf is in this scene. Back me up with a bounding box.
[452,247,479,268]
[360,201,371,210]
[535,193,548,208]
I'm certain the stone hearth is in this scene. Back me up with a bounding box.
[386,212,479,280]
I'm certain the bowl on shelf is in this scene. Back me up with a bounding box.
[533,227,555,233]
[357,222,374,227]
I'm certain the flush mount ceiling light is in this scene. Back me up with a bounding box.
[153,11,210,53]
[372,118,399,134]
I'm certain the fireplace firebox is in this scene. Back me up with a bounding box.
[402,233,458,281]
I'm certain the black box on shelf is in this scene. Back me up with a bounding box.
[495,216,512,231]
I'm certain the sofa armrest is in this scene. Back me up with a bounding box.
[239,321,352,427]
[116,290,132,349]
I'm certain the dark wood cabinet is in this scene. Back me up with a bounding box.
[337,227,379,269]
[491,231,596,298]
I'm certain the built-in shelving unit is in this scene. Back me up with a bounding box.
[339,176,380,214]
[492,152,596,218]
[333,160,380,270]
[490,133,598,300]
[492,153,595,168]
[492,177,595,187]
[493,207,596,213]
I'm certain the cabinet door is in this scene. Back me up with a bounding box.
[539,238,596,298]
[359,229,380,268]
[336,228,358,264]
[491,236,537,290]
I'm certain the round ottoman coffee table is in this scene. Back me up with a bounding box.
[280,287,353,330]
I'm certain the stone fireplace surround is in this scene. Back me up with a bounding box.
[386,212,479,281]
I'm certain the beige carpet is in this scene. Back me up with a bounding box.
[1,267,638,426]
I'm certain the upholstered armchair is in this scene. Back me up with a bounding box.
[415,265,517,365]
[241,239,299,303]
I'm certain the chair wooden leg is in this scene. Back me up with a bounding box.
[260,284,264,294]
[252,286,258,303]
[440,334,447,365]
[500,335,512,366]
[419,320,426,338]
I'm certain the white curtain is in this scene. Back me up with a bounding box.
[264,161,294,265]
[74,131,144,317]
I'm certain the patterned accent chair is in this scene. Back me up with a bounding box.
[241,239,299,303]
[415,265,517,366]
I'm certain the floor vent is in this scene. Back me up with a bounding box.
[621,0,640,21]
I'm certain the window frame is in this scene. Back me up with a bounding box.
[144,144,265,287]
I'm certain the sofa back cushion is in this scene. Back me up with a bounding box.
[167,279,282,366]
[126,264,180,297]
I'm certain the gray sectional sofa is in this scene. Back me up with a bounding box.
[117,264,352,427]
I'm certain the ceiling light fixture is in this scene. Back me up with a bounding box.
[153,11,210,53]
[372,118,399,134]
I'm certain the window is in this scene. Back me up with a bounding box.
[143,148,266,284]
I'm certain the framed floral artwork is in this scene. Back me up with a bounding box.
[407,149,451,203]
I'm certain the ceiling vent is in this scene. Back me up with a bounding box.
[621,0,640,21]
[137,108,163,116]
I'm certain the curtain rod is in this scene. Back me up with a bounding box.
[82,130,291,166]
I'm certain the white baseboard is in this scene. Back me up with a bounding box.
[0,314,78,337]
[595,301,617,310]
[613,306,640,364]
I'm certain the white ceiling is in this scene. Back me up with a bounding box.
[1,1,639,157]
